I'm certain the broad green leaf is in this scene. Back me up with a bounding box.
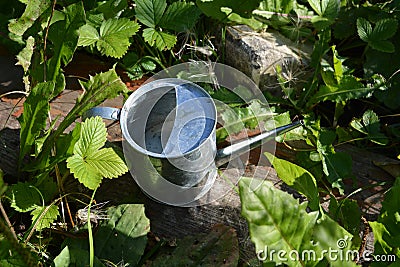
[226,12,264,30]
[369,40,395,53]
[371,18,398,42]
[94,204,150,265]
[357,17,372,43]
[47,2,85,74]
[67,117,128,190]
[160,1,202,32]
[9,182,41,212]
[135,0,167,27]
[308,0,339,29]
[8,0,51,36]
[78,24,99,46]
[370,178,400,260]
[332,46,344,83]
[357,18,398,53]
[219,100,275,135]
[350,110,389,145]
[30,204,59,231]
[84,148,128,178]
[54,246,104,267]
[143,27,177,50]
[311,75,375,104]
[259,0,294,13]
[271,111,306,142]
[73,117,107,157]
[196,0,262,21]
[35,68,127,170]
[315,129,352,194]
[312,215,357,266]
[264,152,320,211]
[66,155,103,190]
[44,2,84,97]
[149,224,239,266]
[63,204,149,266]
[97,18,140,58]
[369,222,394,255]
[18,82,55,165]
[16,36,34,73]
[239,177,319,266]
[329,198,361,237]
[96,0,128,19]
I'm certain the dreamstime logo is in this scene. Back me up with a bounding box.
[121,61,280,206]
[256,236,397,263]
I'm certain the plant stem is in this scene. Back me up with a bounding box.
[0,200,17,240]
[88,188,97,267]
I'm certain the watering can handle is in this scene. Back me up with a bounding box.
[83,107,121,120]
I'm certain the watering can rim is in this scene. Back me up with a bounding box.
[84,78,303,161]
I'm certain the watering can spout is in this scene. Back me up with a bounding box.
[214,120,303,167]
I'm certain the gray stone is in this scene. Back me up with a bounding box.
[223,25,313,95]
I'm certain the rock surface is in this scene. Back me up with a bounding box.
[223,25,313,95]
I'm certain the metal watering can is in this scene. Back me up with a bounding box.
[86,78,301,206]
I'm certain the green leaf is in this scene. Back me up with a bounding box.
[8,0,51,36]
[308,0,339,29]
[196,0,262,21]
[35,68,127,171]
[239,177,319,266]
[357,17,372,42]
[31,204,59,231]
[142,28,177,50]
[219,100,275,136]
[311,75,376,104]
[312,215,356,267]
[329,198,361,237]
[97,18,140,58]
[350,110,389,145]
[67,117,128,190]
[357,18,398,53]
[16,36,34,73]
[73,117,107,157]
[78,24,99,46]
[94,204,150,265]
[135,0,167,27]
[372,19,398,41]
[64,204,149,266]
[9,182,41,212]
[95,0,128,19]
[150,224,239,266]
[160,1,202,32]
[47,2,85,75]
[18,81,55,165]
[264,152,320,211]
[370,178,400,260]
[66,155,103,190]
[54,246,104,267]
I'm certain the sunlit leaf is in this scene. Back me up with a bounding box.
[8,0,51,36]
[239,177,319,266]
[16,36,34,73]
[142,28,177,50]
[350,110,389,145]
[67,117,128,190]
[9,182,41,212]
[18,82,55,165]
[97,18,140,58]
[135,0,167,27]
[54,246,104,267]
[264,152,320,211]
[30,204,59,231]
[160,1,202,32]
